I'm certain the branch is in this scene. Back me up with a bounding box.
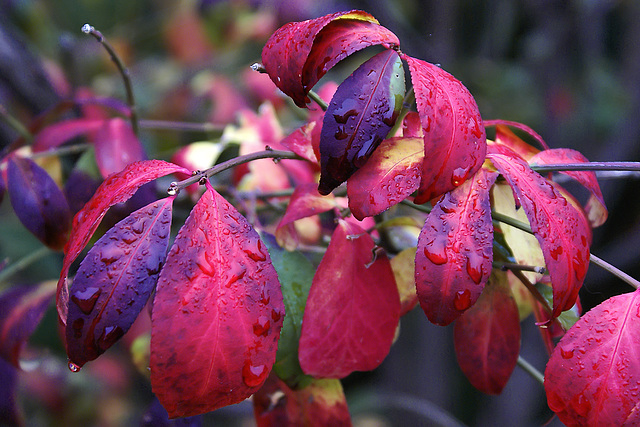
[530,161,640,173]
[82,24,138,136]
[590,253,640,290]
[0,104,32,143]
[138,119,224,133]
[517,355,545,386]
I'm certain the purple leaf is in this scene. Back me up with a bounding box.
[0,357,21,426]
[66,197,173,369]
[7,156,71,250]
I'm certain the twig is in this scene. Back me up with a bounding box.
[0,104,33,143]
[307,89,328,111]
[494,262,546,274]
[510,269,552,313]
[517,355,545,386]
[530,162,640,173]
[0,247,52,285]
[29,143,91,159]
[590,253,640,290]
[82,24,138,136]
[138,119,224,133]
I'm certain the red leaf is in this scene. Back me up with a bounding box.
[404,55,487,204]
[415,168,498,326]
[0,282,55,368]
[298,220,400,378]
[488,152,591,318]
[93,118,147,178]
[7,156,71,250]
[484,120,550,151]
[530,148,608,227]
[253,374,351,427]
[150,185,284,418]
[66,198,173,369]
[280,119,320,165]
[545,290,640,426]
[261,10,399,107]
[56,160,190,327]
[32,118,103,152]
[347,136,423,220]
[453,270,521,394]
[275,183,337,251]
[318,49,405,194]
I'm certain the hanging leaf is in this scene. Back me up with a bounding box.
[7,156,71,250]
[403,55,486,204]
[93,118,147,178]
[150,185,284,418]
[65,198,173,370]
[415,168,498,326]
[253,374,351,426]
[275,183,337,251]
[298,219,400,378]
[318,49,405,194]
[484,120,550,152]
[261,10,399,107]
[280,119,320,165]
[390,247,419,316]
[453,270,521,395]
[262,234,314,389]
[347,136,423,220]
[545,290,640,426]
[529,148,607,227]
[31,118,104,152]
[0,281,55,368]
[488,152,591,319]
[57,160,190,327]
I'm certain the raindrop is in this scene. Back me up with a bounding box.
[253,315,271,336]
[71,287,102,314]
[560,346,574,359]
[68,361,81,372]
[242,361,268,387]
[245,240,267,262]
[97,325,124,351]
[453,289,471,311]
[423,245,447,265]
[466,255,484,285]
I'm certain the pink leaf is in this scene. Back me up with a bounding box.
[484,120,550,151]
[454,270,521,394]
[298,220,400,378]
[56,160,190,327]
[93,118,147,178]
[545,290,640,426]
[32,118,104,152]
[414,167,498,326]
[404,55,486,204]
[488,152,591,318]
[150,185,284,418]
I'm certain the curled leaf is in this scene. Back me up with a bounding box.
[404,55,486,204]
[66,198,173,369]
[415,168,498,326]
[150,185,284,418]
[319,49,405,194]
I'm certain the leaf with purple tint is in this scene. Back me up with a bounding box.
[93,118,147,178]
[31,118,104,152]
[7,156,71,250]
[404,55,486,204]
[65,197,173,369]
[0,172,5,207]
[414,168,498,326]
[318,49,405,195]
[0,358,21,426]
[0,282,55,367]
[150,185,284,418]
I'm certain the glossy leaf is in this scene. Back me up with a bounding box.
[65,198,173,369]
[545,290,640,426]
[488,152,591,319]
[253,374,351,427]
[530,148,608,228]
[93,118,147,178]
[57,160,190,327]
[261,10,399,107]
[298,220,400,378]
[0,282,55,368]
[454,270,521,395]
[390,247,419,316]
[150,185,284,418]
[347,136,423,220]
[415,168,498,326]
[404,55,486,204]
[275,183,337,251]
[31,118,103,152]
[7,156,71,250]
[280,119,320,164]
[318,49,405,194]
[262,234,314,389]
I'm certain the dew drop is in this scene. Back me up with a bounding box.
[71,287,102,314]
[451,167,469,187]
[453,289,471,311]
[465,255,484,285]
[71,318,84,339]
[242,361,268,387]
[97,325,124,351]
[560,346,574,359]
[423,245,447,265]
[245,240,267,262]
[68,361,81,372]
[253,315,271,336]
[549,245,564,260]
[271,308,282,322]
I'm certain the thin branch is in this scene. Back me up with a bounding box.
[138,119,224,134]
[82,24,138,135]
[531,162,640,173]
[0,247,52,285]
[517,355,545,386]
[29,142,91,159]
[494,262,546,274]
[590,253,640,290]
[0,104,33,143]
[307,89,328,111]
[510,269,552,313]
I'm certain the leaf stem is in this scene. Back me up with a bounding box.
[82,24,138,136]
[530,162,640,173]
[307,89,328,111]
[517,355,545,386]
[168,149,303,193]
[29,143,91,159]
[589,253,640,290]
[138,119,224,134]
[0,247,52,285]
[510,269,552,313]
[493,261,546,274]
[0,104,32,143]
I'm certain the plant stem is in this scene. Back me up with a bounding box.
[307,89,328,111]
[530,162,640,173]
[0,104,33,142]
[0,247,52,285]
[590,253,640,290]
[494,261,546,274]
[510,269,552,313]
[517,355,545,386]
[138,119,224,134]
[491,211,532,234]
[82,24,138,136]
[29,143,91,159]
[169,149,303,193]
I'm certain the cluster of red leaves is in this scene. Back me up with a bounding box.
[1,8,638,427]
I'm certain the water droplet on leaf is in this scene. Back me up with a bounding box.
[71,287,102,314]
[242,361,268,387]
[68,361,81,372]
[454,289,471,311]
